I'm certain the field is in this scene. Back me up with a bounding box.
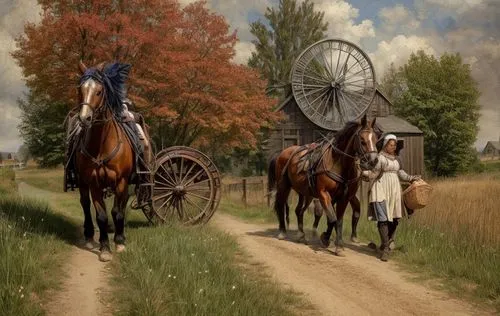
[219,172,500,310]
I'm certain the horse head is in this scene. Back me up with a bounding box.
[334,114,379,170]
[77,60,131,127]
[78,61,106,126]
[354,114,379,170]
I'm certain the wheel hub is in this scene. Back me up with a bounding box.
[173,185,186,196]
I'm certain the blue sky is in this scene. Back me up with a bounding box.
[1,0,499,152]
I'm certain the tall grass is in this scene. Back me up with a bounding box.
[0,169,77,315]
[111,224,308,316]
[219,172,500,310]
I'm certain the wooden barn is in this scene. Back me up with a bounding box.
[263,39,424,175]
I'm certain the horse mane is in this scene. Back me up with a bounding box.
[332,121,361,150]
[79,62,131,118]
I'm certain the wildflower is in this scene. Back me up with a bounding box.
[20,294,24,299]
[173,276,176,279]
[198,289,204,293]
[232,285,236,290]
[7,225,12,229]
[23,232,27,237]
[168,274,171,278]
[231,301,235,305]
[21,216,25,221]
[191,253,195,257]
[41,218,44,222]
[204,270,209,273]
[148,268,152,273]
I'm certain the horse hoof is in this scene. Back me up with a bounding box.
[350,236,360,244]
[99,251,113,262]
[335,247,346,257]
[277,232,287,240]
[367,242,377,250]
[312,229,318,238]
[84,241,95,250]
[320,233,330,248]
[116,244,126,253]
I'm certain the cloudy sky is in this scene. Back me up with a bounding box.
[1,0,499,152]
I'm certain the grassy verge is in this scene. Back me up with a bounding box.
[219,173,500,311]
[0,168,77,315]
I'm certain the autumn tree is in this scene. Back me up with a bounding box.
[249,0,328,97]
[13,0,278,161]
[387,51,481,176]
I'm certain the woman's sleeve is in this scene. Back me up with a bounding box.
[398,159,413,182]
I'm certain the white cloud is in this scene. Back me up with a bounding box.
[379,5,420,33]
[232,41,255,65]
[315,0,375,43]
[0,0,41,152]
[369,35,437,79]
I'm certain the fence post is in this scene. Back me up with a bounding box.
[242,178,247,207]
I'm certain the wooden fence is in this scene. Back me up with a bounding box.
[222,176,270,207]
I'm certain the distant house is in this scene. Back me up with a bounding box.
[482,137,500,159]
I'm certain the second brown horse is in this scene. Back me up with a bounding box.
[270,115,378,256]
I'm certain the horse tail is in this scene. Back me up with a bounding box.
[267,154,278,194]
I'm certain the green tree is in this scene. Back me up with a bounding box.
[249,0,328,97]
[392,51,480,176]
[18,93,67,168]
[379,62,404,102]
[16,144,31,164]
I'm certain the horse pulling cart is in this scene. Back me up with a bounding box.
[136,146,221,225]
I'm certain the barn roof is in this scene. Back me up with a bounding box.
[375,115,423,134]
[485,141,500,150]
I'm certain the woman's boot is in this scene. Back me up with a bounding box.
[388,219,399,250]
[377,221,390,262]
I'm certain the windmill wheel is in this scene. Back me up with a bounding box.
[150,146,221,225]
[291,38,376,130]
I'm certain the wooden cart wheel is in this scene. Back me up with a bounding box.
[291,38,376,130]
[149,146,221,225]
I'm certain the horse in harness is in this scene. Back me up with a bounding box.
[269,115,379,256]
[64,61,153,261]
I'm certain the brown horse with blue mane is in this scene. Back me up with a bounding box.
[269,115,378,256]
[68,61,151,262]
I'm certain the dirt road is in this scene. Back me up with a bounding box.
[212,213,492,316]
[17,182,112,316]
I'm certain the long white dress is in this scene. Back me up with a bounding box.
[365,152,413,222]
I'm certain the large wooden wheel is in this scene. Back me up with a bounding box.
[146,146,221,225]
[291,38,376,130]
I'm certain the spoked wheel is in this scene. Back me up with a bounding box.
[149,146,221,225]
[291,38,376,130]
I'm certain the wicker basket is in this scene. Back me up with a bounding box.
[403,179,433,210]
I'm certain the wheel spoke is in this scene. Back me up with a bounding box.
[159,164,176,186]
[180,160,196,185]
[186,191,211,201]
[153,191,172,202]
[184,169,205,187]
[184,195,206,214]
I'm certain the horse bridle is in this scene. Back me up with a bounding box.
[78,80,123,167]
[329,126,377,164]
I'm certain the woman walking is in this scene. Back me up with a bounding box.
[362,134,420,262]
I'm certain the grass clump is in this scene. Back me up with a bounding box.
[111,223,306,316]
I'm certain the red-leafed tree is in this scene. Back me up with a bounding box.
[13,0,280,158]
